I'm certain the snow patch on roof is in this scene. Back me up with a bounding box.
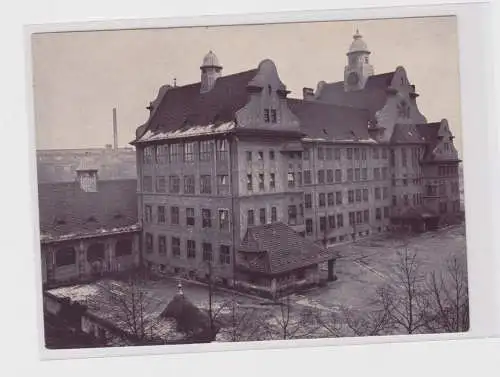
[138,122,236,143]
[40,223,141,243]
[302,137,377,143]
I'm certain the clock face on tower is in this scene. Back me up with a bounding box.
[347,72,359,85]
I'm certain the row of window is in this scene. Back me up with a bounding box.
[143,174,229,195]
[144,234,231,265]
[438,165,459,177]
[53,240,133,267]
[246,205,300,226]
[304,207,391,235]
[143,139,229,164]
[144,205,230,230]
[392,193,424,206]
[306,146,389,162]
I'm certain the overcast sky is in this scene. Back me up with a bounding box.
[31,16,461,154]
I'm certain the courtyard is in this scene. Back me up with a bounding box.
[47,224,467,342]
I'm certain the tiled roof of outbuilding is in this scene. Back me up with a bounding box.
[238,222,337,275]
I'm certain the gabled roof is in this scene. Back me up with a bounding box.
[415,122,443,161]
[134,69,258,143]
[287,98,371,141]
[237,222,337,275]
[38,179,139,242]
[390,123,428,144]
[313,72,396,118]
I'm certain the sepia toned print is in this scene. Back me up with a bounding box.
[33,17,467,349]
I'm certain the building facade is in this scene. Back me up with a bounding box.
[131,33,461,290]
[38,161,141,288]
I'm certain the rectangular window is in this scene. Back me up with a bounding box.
[363,188,369,202]
[143,146,155,164]
[219,209,229,230]
[347,148,353,160]
[382,148,388,160]
[287,172,296,188]
[264,109,270,123]
[269,150,275,160]
[257,151,264,161]
[184,175,195,194]
[203,243,213,262]
[392,195,397,206]
[297,172,302,186]
[383,187,389,200]
[200,175,212,194]
[172,237,181,258]
[384,206,390,218]
[318,170,325,184]
[336,191,342,205]
[326,148,333,160]
[356,211,362,224]
[376,208,382,220]
[318,147,325,160]
[361,168,367,181]
[217,175,229,195]
[319,216,326,232]
[186,208,195,226]
[355,189,362,203]
[202,208,212,228]
[247,174,253,191]
[144,205,152,223]
[271,109,278,123]
[327,192,334,206]
[390,150,396,167]
[319,193,326,207]
[354,148,360,160]
[143,176,153,192]
[169,175,180,193]
[305,193,312,208]
[169,143,180,162]
[184,142,195,162]
[354,168,361,181]
[303,149,310,160]
[216,139,228,161]
[156,176,166,192]
[271,207,277,222]
[145,233,153,254]
[304,170,312,184]
[347,169,353,182]
[373,148,379,159]
[305,219,313,235]
[334,148,341,160]
[158,235,167,255]
[363,210,369,223]
[335,169,342,183]
[247,210,254,226]
[349,212,355,226]
[403,179,408,186]
[382,167,388,180]
[337,213,344,228]
[246,151,252,162]
[270,173,276,190]
[199,140,213,161]
[157,206,166,224]
[170,206,179,225]
[326,169,334,183]
[404,195,409,206]
[220,245,231,264]
[187,240,196,259]
[258,173,265,191]
[348,190,354,204]
[328,215,336,229]
[288,205,298,225]
[402,148,407,167]
[259,208,266,225]
[361,149,367,160]
[374,168,381,180]
[375,187,381,200]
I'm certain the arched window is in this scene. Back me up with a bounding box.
[55,247,76,267]
[87,243,105,262]
[115,239,133,257]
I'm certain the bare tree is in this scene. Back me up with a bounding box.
[93,277,162,345]
[374,247,429,334]
[424,255,469,333]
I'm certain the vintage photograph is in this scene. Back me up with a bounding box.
[31,15,468,350]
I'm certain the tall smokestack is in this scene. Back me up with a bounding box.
[112,107,118,150]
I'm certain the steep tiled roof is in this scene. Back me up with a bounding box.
[237,222,337,275]
[134,69,258,142]
[313,72,396,119]
[287,99,371,141]
[38,179,139,242]
[390,124,428,144]
[415,122,442,161]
